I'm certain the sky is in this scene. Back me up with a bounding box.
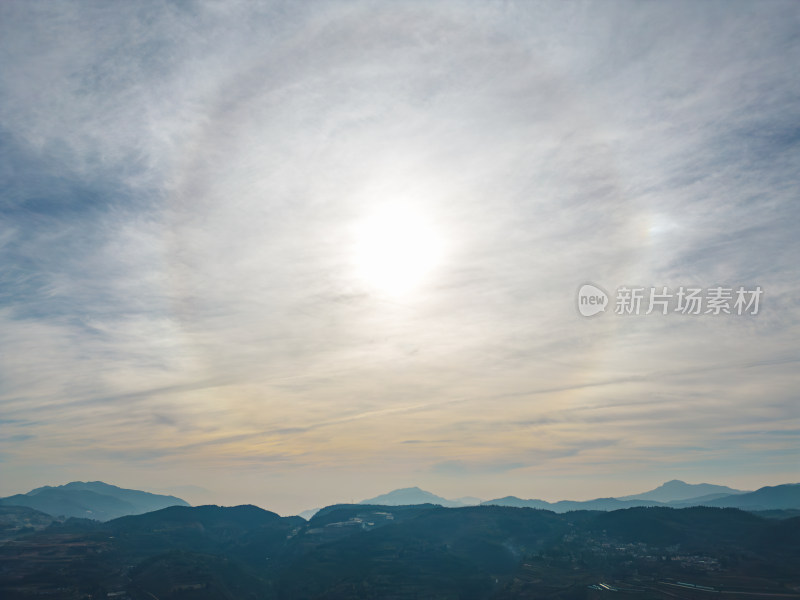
[1,1,798,516]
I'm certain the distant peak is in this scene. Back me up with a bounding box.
[663,479,688,486]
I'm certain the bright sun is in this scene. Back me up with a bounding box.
[352,208,444,296]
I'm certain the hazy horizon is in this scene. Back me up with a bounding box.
[2,477,782,518]
[1,1,798,518]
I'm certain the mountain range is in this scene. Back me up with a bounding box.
[3,500,799,599]
[349,480,800,514]
[0,481,189,521]
[2,479,799,598]
[3,480,799,524]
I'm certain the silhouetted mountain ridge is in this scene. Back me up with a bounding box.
[481,482,799,512]
[0,481,189,521]
[702,483,800,509]
[352,481,799,514]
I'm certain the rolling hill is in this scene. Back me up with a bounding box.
[4,502,799,600]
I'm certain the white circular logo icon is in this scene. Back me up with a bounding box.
[577,284,608,317]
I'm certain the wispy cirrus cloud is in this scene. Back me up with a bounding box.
[1,0,798,513]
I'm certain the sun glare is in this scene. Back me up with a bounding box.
[353,208,444,296]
